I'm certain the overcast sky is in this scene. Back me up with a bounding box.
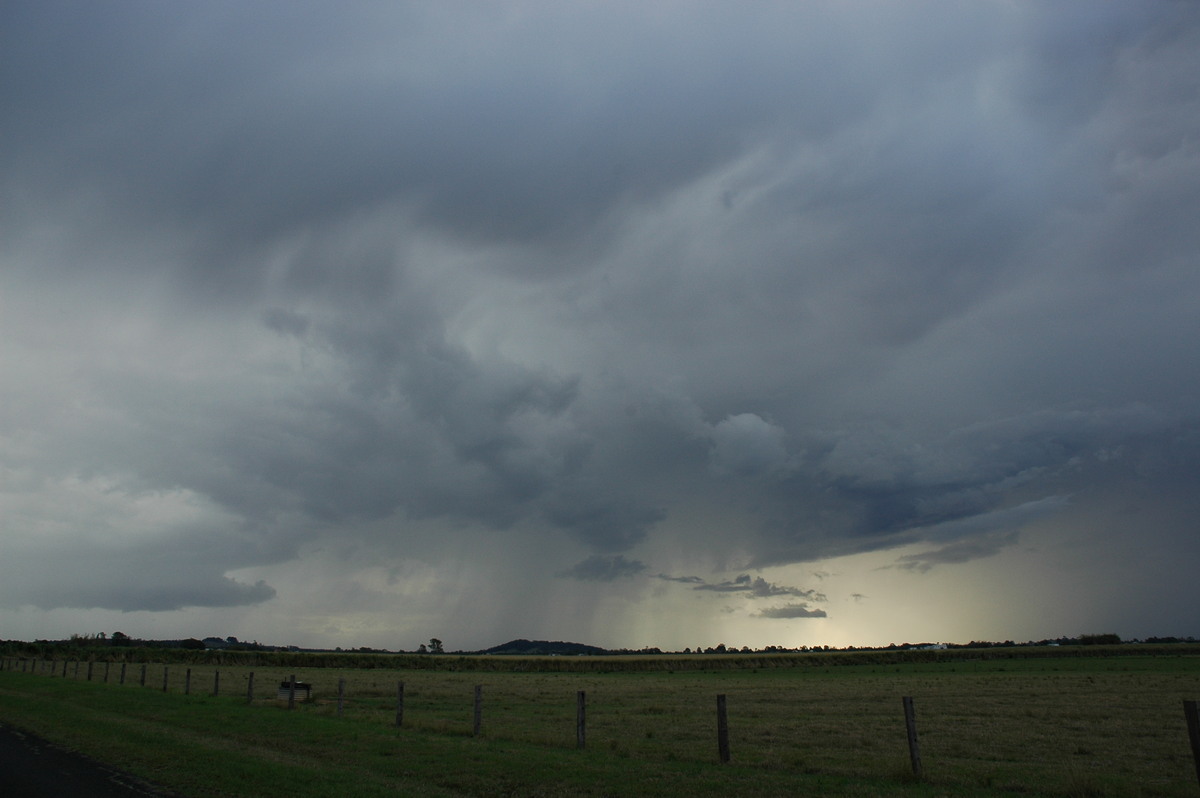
[3,1,1199,651]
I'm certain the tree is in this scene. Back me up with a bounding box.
[417,643,428,654]
[428,638,444,654]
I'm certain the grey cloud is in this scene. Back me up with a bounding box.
[694,574,754,593]
[748,407,1191,566]
[708,413,791,478]
[887,495,1093,572]
[0,2,1061,276]
[756,604,828,620]
[543,492,665,553]
[656,574,706,585]
[2,2,1199,645]
[558,554,647,582]
[893,531,1022,574]
[688,575,826,602]
[0,540,277,613]
[262,307,310,338]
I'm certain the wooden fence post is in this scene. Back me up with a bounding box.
[63,660,70,677]
[473,685,483,737]
[903,696,923,779]
[716,694,730,763]
[337,678,345,718]
[139,664,146,687]
[74,661,80,678]
[1184,700,1200,788]
[119,662,126,685]
[395,682,405,727]
[87,661,94,681]
[577,690,587,749]
[247,672,255,704]
[104,662,110,683]
[163,666,169,692]
[185,668,192,695]
[213,670,220,697]
[288,674,297,709]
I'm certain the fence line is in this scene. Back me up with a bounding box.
[4,656,1200,789]
[0,657,928,769]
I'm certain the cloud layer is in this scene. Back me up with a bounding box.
[2,1,1199,648]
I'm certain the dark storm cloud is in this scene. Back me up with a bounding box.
[747,410,1195,567]
[542,492,666,552]
[558,554,647,582]
[2,0,1199,631]
[0,1,872,270]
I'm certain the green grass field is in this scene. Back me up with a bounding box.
[3,651,1200,796]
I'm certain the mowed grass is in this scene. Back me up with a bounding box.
[3,653,1200,796]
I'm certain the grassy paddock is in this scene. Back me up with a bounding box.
[3,653,1200,796]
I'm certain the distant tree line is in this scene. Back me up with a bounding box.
[4,632,1194,662]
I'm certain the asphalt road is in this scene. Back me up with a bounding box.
[0,722,179,797]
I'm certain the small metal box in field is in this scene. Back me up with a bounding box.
[277,681,312,700]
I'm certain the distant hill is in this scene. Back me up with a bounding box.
[480,639,608,656]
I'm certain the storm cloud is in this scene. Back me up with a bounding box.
[2,1,1199,649]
